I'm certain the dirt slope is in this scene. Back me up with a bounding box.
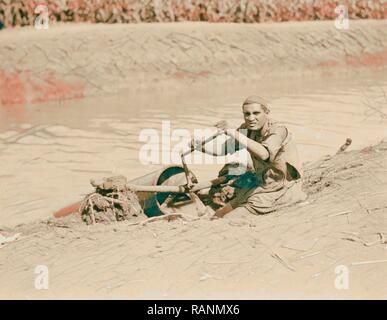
[1,20,387,106]
[1,139,386,299]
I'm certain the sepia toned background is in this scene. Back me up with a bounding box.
[0,0,386,299]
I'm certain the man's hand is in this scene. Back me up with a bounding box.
[215,120,230,135]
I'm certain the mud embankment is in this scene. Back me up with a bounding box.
[1,20,387,106]
[1,139,386,299]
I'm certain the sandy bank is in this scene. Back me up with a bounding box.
[1,139,386,299]
[1,20,387,106]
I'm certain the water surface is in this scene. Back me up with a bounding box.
[1,72,386,226]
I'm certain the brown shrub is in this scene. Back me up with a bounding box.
[0,0,385,28]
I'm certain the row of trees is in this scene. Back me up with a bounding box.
[0,0,385,28]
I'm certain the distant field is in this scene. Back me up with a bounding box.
[0,0,386,28]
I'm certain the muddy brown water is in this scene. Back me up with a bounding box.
[1,71,386,227]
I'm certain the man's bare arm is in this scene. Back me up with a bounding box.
[191,120,268,158]
[214,120,269,161]
[226,130,269,161]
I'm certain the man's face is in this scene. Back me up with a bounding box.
[243,103,268,131]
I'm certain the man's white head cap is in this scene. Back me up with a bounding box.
[242,95,270,114]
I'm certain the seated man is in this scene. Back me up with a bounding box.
[192,95,307,218]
